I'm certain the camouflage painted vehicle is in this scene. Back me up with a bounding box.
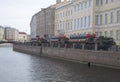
[86,36,116,50]
[49,35,69,47]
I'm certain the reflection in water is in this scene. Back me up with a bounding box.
[0,46,120,82]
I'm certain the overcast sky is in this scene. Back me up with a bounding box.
[0,0,56,34]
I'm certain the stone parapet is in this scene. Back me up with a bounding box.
[13,44,42,55]
[13,44,120,69]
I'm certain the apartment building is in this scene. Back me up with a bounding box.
[55,0,94,36]
[5,27,19,41]
[55,0,120,45]
[18,32,27,43]
[26,35,31,42]
[0,26,5,41]
[30,15,37,39]
[55,0,73,35]
[30,5,55,40]
[95,0,120,45]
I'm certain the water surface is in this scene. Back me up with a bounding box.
[0,45,120,82]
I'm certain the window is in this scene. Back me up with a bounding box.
[63,22,66,29]
[105,31,108,37]
[60,22,63,30]
[100,32,102,36]
[100,15,102,25]
[117,10,120,23]
[60,13,62,18]
[89,0,91,7]
[101,0,103,6]
[96,14,102,25]
[77,18,79,29]
[71,20,73,30]
[95,15,99,25]
[105,0,108,4]
[88,16,91,27]
[111,0,114,2]
[85,2,87,8]
[66,22,67,29]
[81,3,83,10]
[69,9,72,15]
[79,18,81,29]
[63,12,64,17]
[105,13,108,24]
[84,16,87,27]
[76,19,77,29]
[95,32,98,37]
[62,22,64,30]
[96,0,99,6]
[110,12,114,24]
[68,10,70,16]
[66,11,68,16]
[116,30,120,40]
[98,32,101,37]
[110,31,113,37]
[57,24,59,29]
[68,22,70,30]
[74,19,76,30]
[63,21,64,30]
[79,3,81,10]
[96,0,103,6]
[81,17,83,28]
[76,4,79,12]
[74,5,76,12]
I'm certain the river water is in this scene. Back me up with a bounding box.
[0,44,120,82]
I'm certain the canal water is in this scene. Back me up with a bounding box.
[0,44,120,82]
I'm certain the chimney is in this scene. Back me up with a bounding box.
[56,0,61,4]
[64,0,67,2]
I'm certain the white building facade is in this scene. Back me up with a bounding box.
[0,26,5,41]
[30,15,37,39]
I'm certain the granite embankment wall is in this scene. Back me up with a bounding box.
[13,44,120,69]
[13,44,42,55]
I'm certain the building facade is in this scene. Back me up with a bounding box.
[55,0,94,36]
[30,15,37,39]
[26,35,31,42]
[55,0,73,35]
[55,0,120,45]
[94,0,120,45]
[30,5,55,39]
[5,27,19,41]
[18,32,27,43]
[0,26,5,41]
[35,9,45,38]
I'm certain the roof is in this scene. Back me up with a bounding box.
[19,32,27,34]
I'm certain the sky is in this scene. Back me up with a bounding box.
[0,0,56,34]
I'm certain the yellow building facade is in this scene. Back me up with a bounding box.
[55,0,73,35]
[94,0,120,45]
[55,0,95,36]
[55,0,120,45]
